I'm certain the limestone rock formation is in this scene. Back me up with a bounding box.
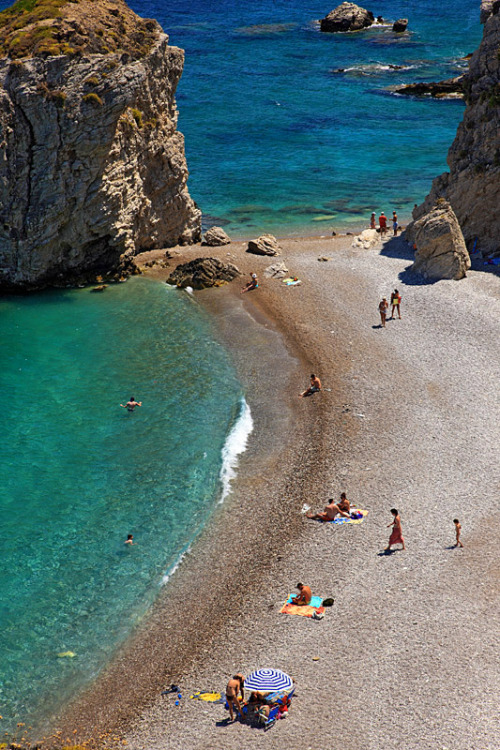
[167,257,240,289]
[247,234,281,256]
[0,0,201,290]
[320,3,374,33]
[392,18,408,32]
[263,260,288,278]
[414,2,500,255]
[351,228,379,249]
[407,201,470,281]
[203,226,231,246]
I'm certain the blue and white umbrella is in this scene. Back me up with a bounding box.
[244,668,294,694]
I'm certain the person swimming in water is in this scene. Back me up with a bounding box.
[120,397,142,412]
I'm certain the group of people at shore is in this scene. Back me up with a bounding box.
[371,210,399,236]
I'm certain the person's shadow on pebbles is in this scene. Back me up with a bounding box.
[378,549,396,556]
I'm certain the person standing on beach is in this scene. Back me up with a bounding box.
[370,212,376,229]
[299,373,322,398]
[453,519,464,547]
[378,297,389,327]
[385,508,405,551]
[120,397,142,412]
[291,582,312,606]
[379,212,387,236]
[392,211,398,235]
[225,674,245,722]
[390,289,401,319]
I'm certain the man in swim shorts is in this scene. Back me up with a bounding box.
[306,494,350,521]
[291,582,312,606]
[120,396,142,412]
[299,374,322,398]
[379,212,387,236]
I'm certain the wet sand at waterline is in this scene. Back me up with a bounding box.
[56,233,500,750]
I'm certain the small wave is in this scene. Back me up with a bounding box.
[162,544,192,585]
[219,397,254,504]
[331,62,416,76]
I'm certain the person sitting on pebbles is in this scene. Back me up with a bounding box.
[241,273,258,293]
[299,373,322,398]
[291,582,312,606]
[306,493,350,521]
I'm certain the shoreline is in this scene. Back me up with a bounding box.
[45,232,500,749]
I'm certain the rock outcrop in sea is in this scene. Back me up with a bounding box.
[410,1,500,257]
[0,0,201,290]
[320,3,374,33]
[167,257,240,289]
[407,200,470,281]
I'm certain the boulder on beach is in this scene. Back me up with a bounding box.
[202,226,231,246]
[263,260,289,278]
[167,257,240,289]
[320,3,374,33]
[392,18,408,32]
[351,228,379,249]
[247,234,282,256]
[406,201,470,281]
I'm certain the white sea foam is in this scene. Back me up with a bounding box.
[161,544,192,585]
[218,397,254,504]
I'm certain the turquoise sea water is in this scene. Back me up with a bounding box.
[0,278,246,732]
[125,0,482,236]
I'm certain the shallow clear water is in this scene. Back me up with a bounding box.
[0,278,244,731]
[125,0,482,235]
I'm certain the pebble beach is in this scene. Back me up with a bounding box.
[56,232,500,750]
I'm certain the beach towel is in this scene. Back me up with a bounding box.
[330,508,369,525]
[189,691,225,703]
[280,594,325,617]
[282,277,301,286]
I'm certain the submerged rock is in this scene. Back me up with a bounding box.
[406,201,470,280]
[167,258,240,289]
[203,226,231,246]
[392,18,408,32]
[320,3,374,33]
[247,234,282,256]
[0,0,201,291]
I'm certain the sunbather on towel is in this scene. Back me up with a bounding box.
[291,582,312,605]
[225,674,245,722]
[306,493,350,521]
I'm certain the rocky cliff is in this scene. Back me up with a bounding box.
[413,1,500,256]
[0,0,201,290]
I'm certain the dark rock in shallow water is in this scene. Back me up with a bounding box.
[167,258,240,289]
[392,18,408,32]
[320,2,374,33]
[393,76,465,98]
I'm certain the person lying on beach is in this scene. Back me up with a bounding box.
[225,674,245,722]
[240,273,258,293]
[306,494,350,521]
[299,373,321,398]
[120,397,142,412]
[291,582,312,606]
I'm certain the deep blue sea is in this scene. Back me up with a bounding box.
[126,0,482,236]
[0,0,483,737]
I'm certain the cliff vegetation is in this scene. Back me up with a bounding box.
[0,0,160,59]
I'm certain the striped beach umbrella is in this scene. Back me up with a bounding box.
[244,668,293,693]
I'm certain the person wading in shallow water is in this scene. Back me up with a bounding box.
[385,508,405,551]
[120,396,142,412]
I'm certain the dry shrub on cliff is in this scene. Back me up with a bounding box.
[0,0,161,60]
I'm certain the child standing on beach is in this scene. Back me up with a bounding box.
[453,519,464,547]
